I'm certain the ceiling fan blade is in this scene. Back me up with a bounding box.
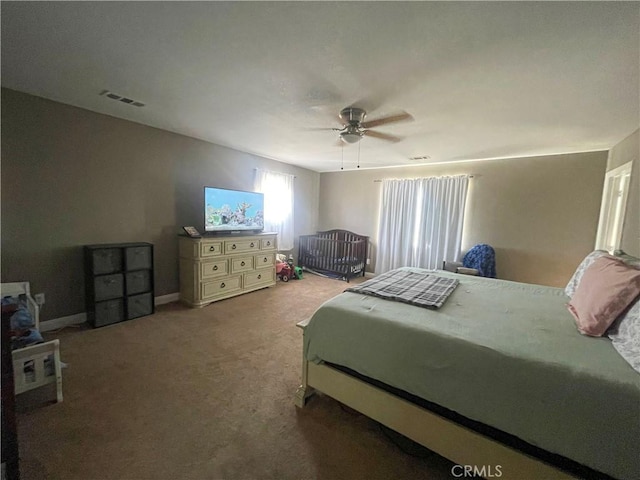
[360,111,413,129]
[303,127,343,131]
[363,130,404,143]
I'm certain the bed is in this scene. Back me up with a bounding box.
[295,268,640,480]
[2,282,63,403]
[298,229,368,282]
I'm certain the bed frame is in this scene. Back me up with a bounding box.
[2,282,63,403]
[294,320,575,480]
[298,230,368,282]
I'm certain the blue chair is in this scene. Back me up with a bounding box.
[462,244,496,278]
[442,244,497,278]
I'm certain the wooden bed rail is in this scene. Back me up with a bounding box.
[295,317,575,479]
[296,360,575,480]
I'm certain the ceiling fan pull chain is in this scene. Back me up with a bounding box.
[357,141,361,169]
[341,143,344,171]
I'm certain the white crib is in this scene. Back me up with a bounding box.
[2,282,63,403]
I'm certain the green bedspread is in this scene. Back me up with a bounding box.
[303,268,640,479]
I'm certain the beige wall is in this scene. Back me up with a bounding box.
[1,88,320,321]
[318,152,608,287]
[606,129,639,256]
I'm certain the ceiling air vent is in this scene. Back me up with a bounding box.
[100,90,145,107]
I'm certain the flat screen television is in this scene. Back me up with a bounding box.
[204,186,264,233]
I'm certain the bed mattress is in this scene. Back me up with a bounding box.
[303,269,640,479]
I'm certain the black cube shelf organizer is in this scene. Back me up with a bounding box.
[84,242,155,327]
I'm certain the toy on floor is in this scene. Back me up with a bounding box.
[276,254,302,282]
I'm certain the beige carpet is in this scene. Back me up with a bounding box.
[17,273,454,480]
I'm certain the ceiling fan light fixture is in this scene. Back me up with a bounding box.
[340,131,363,144]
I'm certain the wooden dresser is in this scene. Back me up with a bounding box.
[178,233,277,307]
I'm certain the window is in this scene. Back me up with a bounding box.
[254,169,295,250]
[595,161,632,253]
[376,175,469,273]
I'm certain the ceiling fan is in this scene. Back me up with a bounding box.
[323,107,413,145]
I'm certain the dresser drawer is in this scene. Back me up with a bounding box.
[127,292,154,319]
[94,274,124,302]
[255,253,275,269]
[91,248,122,275]
[126,270,152,295]
[94,299,125,327]
[260,236,277,250]
[224,238,259,254]
[200,241,223,258]
[230,255,254,273]
[125,245,152,270]
[244,268,275,288]
[202,276,242,298]
[201,259,228,279]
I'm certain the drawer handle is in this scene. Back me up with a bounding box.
[266,241,271,246]
[258,274,262,280]
[241,261,246,266]
[209,246,215,252]
[250,242,255,247]
[213,265,218,271]
[263,257,268,262]
[232,244,237,250]
[220,282,225,288]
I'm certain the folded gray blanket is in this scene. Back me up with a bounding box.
[345,269,459,309]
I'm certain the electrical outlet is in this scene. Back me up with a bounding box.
[35,293,45,305]
[366,258,371,265]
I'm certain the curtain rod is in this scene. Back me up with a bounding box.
[373,174,475,182]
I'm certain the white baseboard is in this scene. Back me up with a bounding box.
[40,312,87,332]
[364,272,375,278]
[155,292,180,305]
[39,292,180,332]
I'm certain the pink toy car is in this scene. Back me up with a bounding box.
[276,260,296,282]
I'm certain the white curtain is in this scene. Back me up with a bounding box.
[254,169,295,250]
[375,175,469,273]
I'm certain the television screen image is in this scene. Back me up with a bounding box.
[204,187,264,232]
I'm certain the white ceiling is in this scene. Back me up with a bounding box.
[2,1,638,172]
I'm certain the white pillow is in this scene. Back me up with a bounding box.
[607,250,640,373]
[565,250,609,298]
[608,298,640,373]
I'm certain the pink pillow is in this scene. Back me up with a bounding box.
[567,255,640,336]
